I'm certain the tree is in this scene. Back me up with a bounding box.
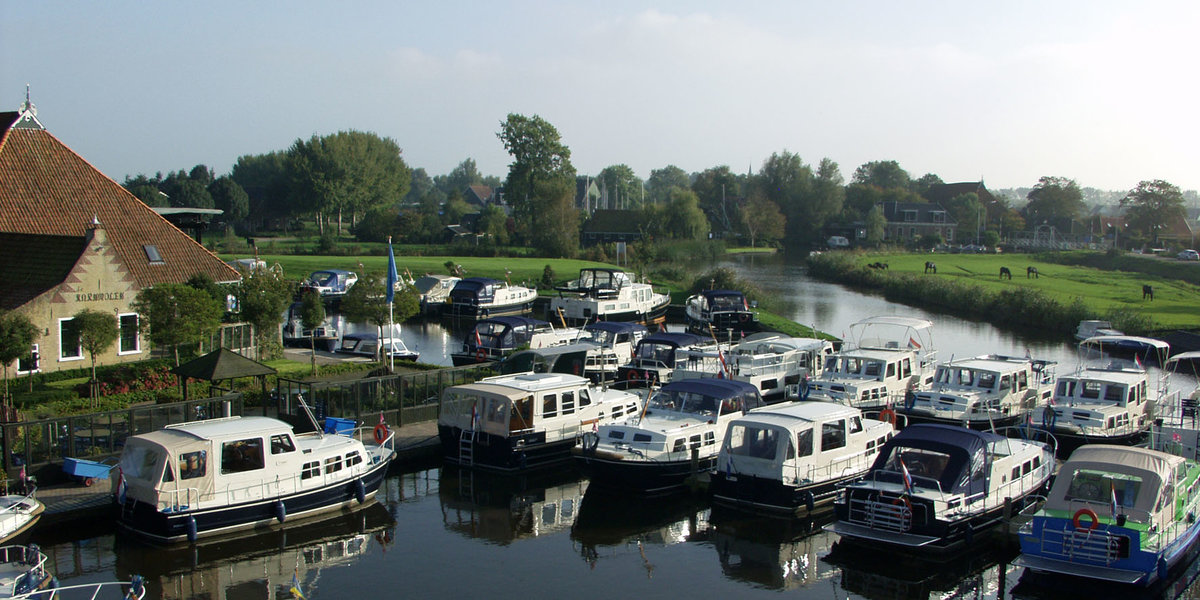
[1122,179,1186,245]
[0,312,38,401]
[852,160,911,190]
[132,283,224,366]
[942,192,984,242]
[405,168,436,204]
[160,170,215,209]
[741,193,785,247]
[436,158,484,194]
[598,164,643,209]
[341,273,419,363]
[663,188,710,241]
[1024,176,1085,226]
[208,176,250,224]
[496,113,575,234]
[298,289,325,376]
[646,165,690,205]
[234,265,295,361]
[287,131,411,235]
[912,173,945,197]
[865,205,887,246]
[231,151,291,231]
[528,178,579,257]
[477,204,511,245]
[691,166,742,234]
[73,309,119,401]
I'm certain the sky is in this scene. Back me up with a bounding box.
[4,1,1199,194]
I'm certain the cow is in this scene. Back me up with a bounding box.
[1143,285,1154,301]
[1027,266,1039,279]
[867,262,889,270]
[924,261,937,274]
[999,266,1012,280]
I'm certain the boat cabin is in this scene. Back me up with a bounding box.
[618,331,712,385]
[301,269,358,296]
[555,268,632,299]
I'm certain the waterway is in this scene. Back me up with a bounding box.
[35,253,1200,599]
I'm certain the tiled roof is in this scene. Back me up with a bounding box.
[0,232,86,310]
[922,182,996,205]
[0,115,239,289]
[465,184,493,204]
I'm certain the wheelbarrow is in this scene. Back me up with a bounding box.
[63,457,117,487]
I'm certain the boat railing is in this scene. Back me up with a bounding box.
[160,486,200,513]
[799,446,875,482]
[866,468,946,495]
[12,578,147,599]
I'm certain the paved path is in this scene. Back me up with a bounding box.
[36,420,442,525]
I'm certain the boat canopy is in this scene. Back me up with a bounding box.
[698,289,748,308]
[440,382,536,436]
[450,277,504,302]
[869,424,1001,498]
[119,428,218,501]
[585,321,646,336]
[649,379,762,415]
[1079,335,1170,362]
[500,344,591,375]
[556,268,632,294]
[848,316,935,352]
[468,317,551,348]
[1165,351,1200,377]
[1045,445,1184,516]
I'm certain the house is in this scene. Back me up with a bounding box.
[581,209,643,246]
[879,201,958,243]
[0,101,240,375]
[464,185,496,208]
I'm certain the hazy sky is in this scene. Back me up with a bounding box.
[4,1,1198,193]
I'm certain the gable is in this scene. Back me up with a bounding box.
[0,232,86,310]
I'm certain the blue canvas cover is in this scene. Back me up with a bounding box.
[869,424,998,497]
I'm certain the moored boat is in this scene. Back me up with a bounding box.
[828,423,1055,552]
[449,316,585,366]
[573,379,763,493]
[672,333,833,403]
[684,289,759,337]
[549,268,670,328]
[1016,444,1200,585]
[1079,334,1171,366]
[1040,357,1172,456]
[577,321,648,382]
[709,401,895,517]
[444,277,537,319]
[281,301,343,352]
[615,331,717,387]
[336,331,419,362]
[298,269,358,298]
[438,372,644,471]
[1076,319,1124,341]
[899,354,1056,430]
[114,412,396,544]
[410,273,460,315]
[805,315,937,412]
[0,488,40,547]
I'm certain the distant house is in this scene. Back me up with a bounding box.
[464,185,496,208]
[879,201,957,243]
[922,181,996,207]
[581,209,642,246]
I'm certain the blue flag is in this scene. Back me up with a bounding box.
[386,241,398,305]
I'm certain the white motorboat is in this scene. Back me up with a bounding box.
[299,269,358,298]
[710,401,895,517]
[1075,319,1123,341]
[0,489,40,546]
[616,331,718,387]
[438,372,644,471]
[900,354,1056,430]
[1041,357,1173,456]
[337,331,419,362]
[114,411,396,544]
[410,273,460,314]
[577,321,648,382]
[450,317,586,366]
[672,333,833,403]
[445,277,537,319]
[805,316,937,412]
[684,289,759,337]
[549,268,670,328]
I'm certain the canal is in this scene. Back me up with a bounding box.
[33,253,1200,599]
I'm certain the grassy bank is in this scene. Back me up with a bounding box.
[807,251,1200,337]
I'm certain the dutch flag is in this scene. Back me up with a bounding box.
[1111,481,1120,519]
[899,458,914,494]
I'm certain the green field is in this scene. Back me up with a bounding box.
[853,252,1200,330]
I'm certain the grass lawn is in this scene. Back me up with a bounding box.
[855,252,1200,330]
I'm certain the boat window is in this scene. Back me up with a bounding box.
[1065,469,1143,507]
[1080,381,1102,399]
[886,448,951,486]
[796,429,813,457]
[689,434,702,449]
[270,434,296,455]
[727,425,779,460]
[848,416,863,434]
[886,362,896,378]
[543,394,558,418]
[633,433,651,442]
[162,464,175,483]
[864,362,881,377]
[1105,385,1124,402]
[821,420,846,451]
[346,451,363,467]
[511,397,533,431]
[977,372,996,389]
[178,451,207,480]
[901,358,912,378]
[301,461,320,480]
[221,438,265,474]
[1017,371,1028,390]
[562,391,576,416]
[579,389,592,407]
[1057,380,1075,397]
[487,398,507,424]
[704,431,716,446]
[324,455,343,474]
[122,445,161,480]
[608,431,625,440]
[672,438,685,452]
[999,375,1011,391]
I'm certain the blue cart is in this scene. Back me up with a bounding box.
[63,457,117,487]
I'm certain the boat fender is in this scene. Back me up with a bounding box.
[1072,508,1098,531]
[879,408,897,427]
[355,479,366,504]
[1041,405,1056,430]
[1189,511,1196,525]
[1159,556,1169,581]
[583,432,599,455]
[627,370,639,382]
[804,491,815,513]
[374,423,390,444]
[275,500,286,524]
[904,390,916,410]
[187,516,198,543]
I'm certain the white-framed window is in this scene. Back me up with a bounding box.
[16,344,39,375]
[118,313,140,355]
[59,317,83,361]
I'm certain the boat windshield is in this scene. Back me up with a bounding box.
[649,388,724,416]
[709,295,745,310]
[636,344,676,364]
[589,329,616,346]
[880,447,952,489]
[937,367,998,390]
[1064,468,1143,509]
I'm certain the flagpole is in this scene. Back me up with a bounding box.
[387,236,396,373]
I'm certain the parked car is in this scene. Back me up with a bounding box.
[1178,249,1199,261]
[827,236,850,249]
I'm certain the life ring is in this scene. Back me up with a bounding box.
[1073,508,1099,531]
[476,348,487,362]
[626,370,639,381]
[374,423,389,444]
[879,408,897,427]
[739,313,749,323]
[892,496,912,512]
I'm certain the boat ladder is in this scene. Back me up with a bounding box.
[458,429,476,466]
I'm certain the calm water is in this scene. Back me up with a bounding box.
[38,254,1200,599]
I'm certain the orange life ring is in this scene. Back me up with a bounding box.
[373,423,389,444]
[627,370,639,381]
[1073,508,1099,531]
[476,348,487,362]
[892,496,912,512]
[739,313,749,323]
[879,408,897,426]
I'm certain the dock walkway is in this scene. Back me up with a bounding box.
[36,420,441,526]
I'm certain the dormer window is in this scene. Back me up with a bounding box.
[903,210,917,222]
[144,244,164,264]
[932,211,946,223]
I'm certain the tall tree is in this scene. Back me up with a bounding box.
[234,265,295,361]
[496,113,575,234]
[208,176,250,224]
[132,283,224,366]
[231,151,291,231]
[287,131,411,235]
[528,178,580,257]
[1122,179,1186,245]
[852,160,911,190]
[341,274,419,363]
[646,165,690,205]
[865,205,887,246]
[598,164,643,209]
[741,192,785,247]
[405,168,435,204]
[756,151,813,245]
[1024,176,1085,225]
[663,188,710,241]
[0,312,38,402]
[437,158,484,194]
[73,309,119,401]
[691,166,741,234]
[911,173,945,197]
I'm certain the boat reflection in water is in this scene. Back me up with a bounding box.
[824,535,1014,600]
[571,486,709,567]
[112,502,395,600]
[438,465,588,544]
[707,505,839,591]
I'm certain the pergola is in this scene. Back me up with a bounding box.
[171,348,276,405]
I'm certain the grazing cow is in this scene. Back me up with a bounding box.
[1143,284,1154,301]
[867,262,889,270]
[999,266,1012,280]
[924,261,937,274]
[1027,266,1039,279]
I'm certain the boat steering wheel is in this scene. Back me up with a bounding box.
[1077,482,1102,501]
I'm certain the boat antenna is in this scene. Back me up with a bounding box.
[296,391,325,438]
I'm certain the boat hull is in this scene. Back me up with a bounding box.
[1017,515,1200,585]
[444,300,535,319]
[709,471,857,517]
[438,425,577,472]
[897,410,1025,431]
[572,451,714,494]
[116,457,391,544]
[1047,428,1148,458]
[551,299,670,329]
